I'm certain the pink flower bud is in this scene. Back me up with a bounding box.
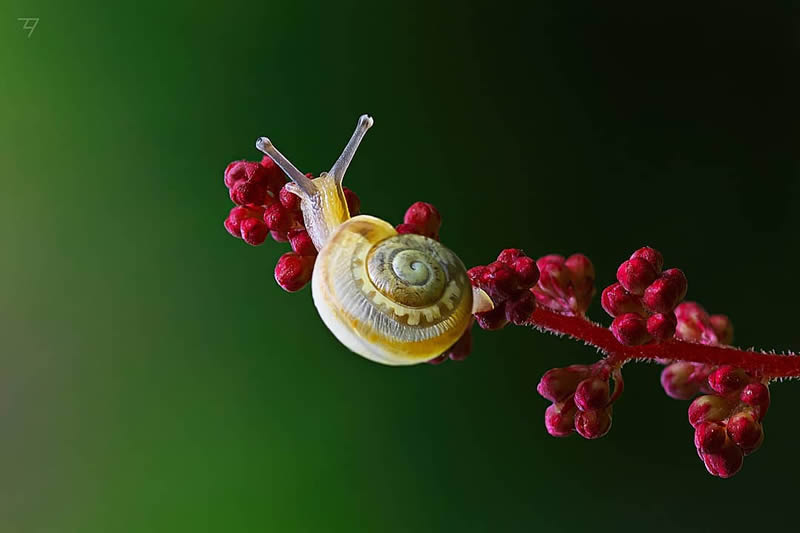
[726,411,763,453]
[275,253,315,292]
[505,292,535,326]
[710,314,734,345]
[601,283,645,317]
[288,229,317,256]
[630,246,663,273]
[646,312,677,341]
[574,377,610,411]
[537,365,591,403]
[702,440,743,478]
[674,301,717,344]
[611,313,651,346]
[240,218,268,246]
[642,268,687,313]
[565,254,595,290]
[574,407,612,439]
[537,260,570,298]
[660,361,708,400]
[617,257,658,296]
[708,366,749,395]
[545,397,578,437]
[688,395,732,428]
[740,383,770,420]
[694,421,727,453]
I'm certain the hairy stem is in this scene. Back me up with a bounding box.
[528,306,800,379]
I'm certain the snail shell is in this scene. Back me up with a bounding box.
[257,115,488,366]
[313,215,473,365]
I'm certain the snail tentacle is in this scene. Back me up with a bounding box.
[329,114,373,185]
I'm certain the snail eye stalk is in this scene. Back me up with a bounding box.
[256,136,315,196]
[328,114,373,185]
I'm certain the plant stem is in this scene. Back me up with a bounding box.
[528,306,800,379]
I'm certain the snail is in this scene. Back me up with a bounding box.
[256,115,492,366]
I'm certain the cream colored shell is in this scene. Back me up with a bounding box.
[312,215,473,366]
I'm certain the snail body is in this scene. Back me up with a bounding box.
[257,116,488,366]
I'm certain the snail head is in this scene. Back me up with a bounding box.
[256,115,374,251]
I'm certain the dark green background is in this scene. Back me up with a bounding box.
[2,1,799,531]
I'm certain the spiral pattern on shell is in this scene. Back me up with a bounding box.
[312,215,473,365]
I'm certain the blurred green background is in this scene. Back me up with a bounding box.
[1,1,799,531]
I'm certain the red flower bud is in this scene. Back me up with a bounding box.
[230,180,268,206]
[545,397,577,437]
[479,262,519,302]
[574,407,612,439]
[688,395,732,428]
[740,383,770,420]
[403,202,441,237]
[630,246,663,273]
[264,203,299,233]
[239,218,268,246]
[537,365,591,403]
[646,312,677,341]
[611,313,651,346]
[708,366,749,395]
[617,257,658,296]
[694,421,728,453]
[702,440,744,478]
[574,377,610,411]
[642,268,687,314]
[275,253,315,292]
[279,186,301,211]
[726,411,763,453]
[497,248,526,265]
[512,257,540,288]
[601,283,645,317]
[288,229,317,256]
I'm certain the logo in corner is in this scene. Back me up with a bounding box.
[18,17,39,38]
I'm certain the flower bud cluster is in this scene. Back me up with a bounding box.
[467,249,541,331]
[689,366,770,478]
[222,157,361,292]
[601,247,688,345]
[537,363,622,439]
[660,302,733,400]
[531,254,596,316]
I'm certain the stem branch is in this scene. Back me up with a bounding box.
[528,306,800,379]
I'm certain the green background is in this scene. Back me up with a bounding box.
[2,1,799,531]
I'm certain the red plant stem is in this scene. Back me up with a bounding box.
[528,306,800,379]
